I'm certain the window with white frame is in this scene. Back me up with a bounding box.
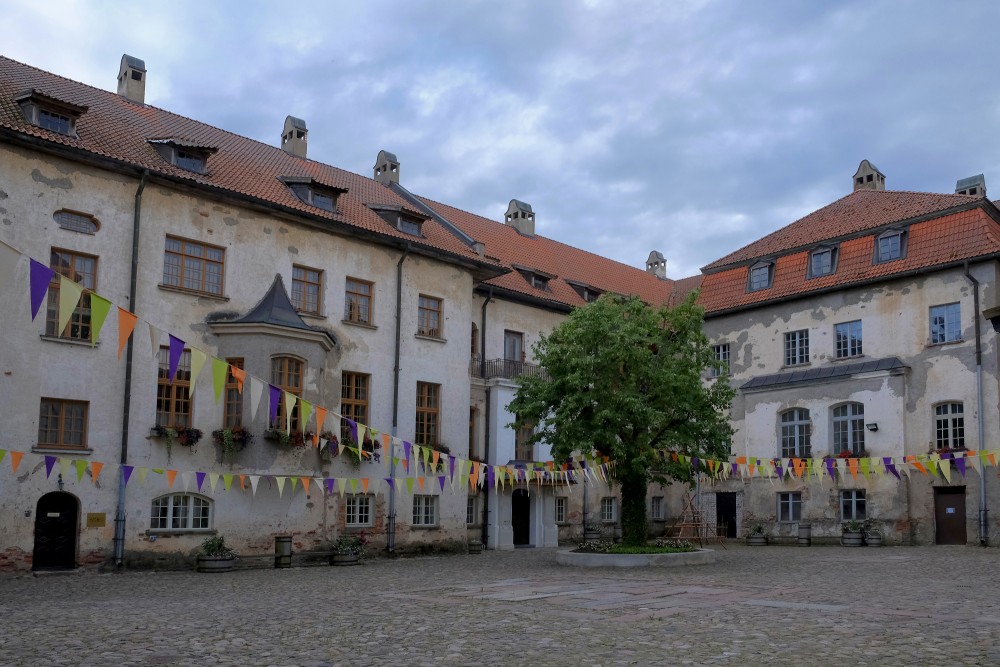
[840,490,866,521]
[600,497,616,522]
[777,492,801,522]
[651,496,665,521]
[835,320,863,359]
[345,495,372,527]
[930,303,961,344]
[412,495,437,526]
[780,408,811,458]
[833,403,865,455]
[935,403,965,450]
[555,496,567,524]
[784,329,809,366]
[150,493,211,531]
[711,343,730,377]
[466,495,478,525]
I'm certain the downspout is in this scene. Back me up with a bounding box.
[964,262,988,546]
[480,287,493,548]
[113,170,148,568]
[387,244,410,553]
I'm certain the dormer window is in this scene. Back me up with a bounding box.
[369,204,426,237]
[808,245,838,279]
[16,89,87,138]
[747,260,774,292]
[282,177,345,213]
[568,281,602,303]
[531,274,549,290]
[875,228,907,264]
[398,215,422,236]
[513,264,554,292]
[149,139,217,174]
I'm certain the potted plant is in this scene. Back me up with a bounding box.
[841,518,865,547]
[468,539,484,555]
[744,513,768,546]
[196,535,238,573]
[583,520,603,542]
[151,425,203,461]
[212,426,254,461]
[329,533,368,566]
[263,428,313,449]
[864,518,883,547]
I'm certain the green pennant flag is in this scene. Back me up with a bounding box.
[350,478,358,493]
[0,450,5,464]
[211,357,228,403]
[89,293,112,346]
[74,459,87,482]
[290,476,299,492]
[300,400,313,432]
[223,473,233,491]
[860,458,871,479]
[406,477,415,494]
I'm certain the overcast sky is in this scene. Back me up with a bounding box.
[6,0,1000,278]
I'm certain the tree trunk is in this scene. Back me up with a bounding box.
[619,469,648,546]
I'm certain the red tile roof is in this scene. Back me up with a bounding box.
[0,56,497,269]
[698,206,1000,314]
[703,189,982,271]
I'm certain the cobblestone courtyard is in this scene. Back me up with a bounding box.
[2,545,998,666]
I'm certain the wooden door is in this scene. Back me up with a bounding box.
[512,489,530,546]
[934,486,967,545]
[716,492,738,538]
[33,492,78,570]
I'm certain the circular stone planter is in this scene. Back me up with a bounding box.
[329,554,360,566]
[196,556,236,573]
[555,549,715,568]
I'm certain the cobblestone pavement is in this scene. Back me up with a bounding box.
[2,545,999,666]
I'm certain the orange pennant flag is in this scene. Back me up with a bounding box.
[736,456,747,465]
[166,469,178,488]
[847,458,859,480]
[230,366,246,393]
[912,460,928,475]
[10,450,24,473]
[117,307,138,359]
[314,406,327,442]
[417,477,425,491]
[239,474,246,491]
[90,461,104,483]
[381,433,391,455]
[361,478,369,493]
[432,451,441,468]
[793,458,806,478]
[301,477,311,494]
[470,462,480,488]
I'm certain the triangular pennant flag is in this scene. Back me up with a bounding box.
[275,476,286,497]
[361,478,369,493]
[29,259,56,321]
[59,457,71,479]
[168,335,185,384]
[10,450,23,473]
[249,377,265,421]
[122,465,134,487]
[209,473,221,493]
[230,365,246,393]
[189,348,207,398]
[338,478,347,497]
[349,478,358,493]
[117,308,138,359]
[955,455,967,478]
[268,385,282,427]
[417,476,425,491]
[90,461,103,483]
[346,419,359,447]
[180,472,192,491]
[301,477,311,494]
[283,392,297,434]
[166,469,178,488]
[223,473,233,491]
[405,477,415,494]
[57,274,85,336]
[136,467,150,485]
[249,475,260,495]
[212,357,228,404]
[859,458,870,479]
[86,293,111,347]
[300,400,313,433]
[940,458,952,483]
[290,476,299,493]
[326,478,336,495]
[438,475,446,492]
[195,471,206,491]
[44,455,58,478]
[384,478,394,491]
[148,323,162,360]
[73,459,87,482]
[315,406,328,436]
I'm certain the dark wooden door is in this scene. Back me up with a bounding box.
[934,486,967,545]
[512,489,530,546]
[717,492,738,538]
[33,492,78,570]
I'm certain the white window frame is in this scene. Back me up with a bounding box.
[600,497,617,523]
[935,403,965,450]
[711,343,730,377]
[412,495,438,526]
[930,303,961,344]
[784,329,810,366]
[555,497,567,524]
[150,493,212,531]
[833,402,866,455]
[651,496,665,521]
[780,408,811,458]
[835,320,863,358]
[345,495,372,527]
[777,492,801,522]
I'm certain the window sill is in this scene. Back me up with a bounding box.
[415,334,447,343]
[342,319,377,331]
[926,339,964,349]
[781,362,811,370]
[146,529,216,537]
[344,524,372,531]
[830,354,864,362]
[39,335,100,347]
[298,311,327,322]
[410,525,440,530]
[32,446,92,455]
[158,283,229,301]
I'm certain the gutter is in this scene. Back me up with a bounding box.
[113,169,148,568]
[964,262,989,546]
[480,286,493,548]
[387,244,411,553]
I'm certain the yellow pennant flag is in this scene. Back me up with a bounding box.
[189,348,207,397]
[57,275,84,336]
[275,476,286,497]
[137,467,149,485]
[283,392,296,434]
[940,459,952,483]
[349,478,358,494]
[859,458,870,479]
[208,473,220,493]
[59,457,71,478]
[211,357,228,404]
[405,477,415,494]
[89,293,112,346]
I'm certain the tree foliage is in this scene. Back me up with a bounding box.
[509,293,734,545]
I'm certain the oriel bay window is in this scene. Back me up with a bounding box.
[223,358,244,429]
[271,356,303,431]
[157,347,192,428]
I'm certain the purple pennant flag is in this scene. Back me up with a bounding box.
[384,477,395,491]
[691,457,699,473]
[122,465,134,486]
[44,455,57,478]
[731,462,739,476]
[326,478,336,495]
[487,466,495,487]
[403,441,412,462]
[825,458,836,481]
[195,471,206,491]
[448,455,456,480]
[438,476,446,492]
[883,457,900,479]
[773,459,783,478]
[168,335,185,384]
[29,259,56,321]
[346,419,358,446]
[955,456,967,477]
[268,385,281,427]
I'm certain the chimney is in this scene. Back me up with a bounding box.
[646,250,667,279]
[281,116,308,158]
[117,54,146,105]
[504,200,535,237]
[852,159,885,192]
[955,174,986,198]
[374,150,399,185]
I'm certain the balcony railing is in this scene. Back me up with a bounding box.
[469,355,547,380]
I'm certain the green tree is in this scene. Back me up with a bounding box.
[509,293,734,546]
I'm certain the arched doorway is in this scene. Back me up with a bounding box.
[512,489,530,547]
[33,492,79,570]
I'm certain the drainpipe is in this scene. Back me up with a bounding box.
[964,262,988,546]
[113,170,148,568]
[480,287,493,547]
[387,244,410,553]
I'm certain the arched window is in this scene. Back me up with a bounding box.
[53,209,99,234]
[779,409,811,457]
[271,356,304,431]
[833,403,865,455]
[150,493,212,531]
[934,403,965,451]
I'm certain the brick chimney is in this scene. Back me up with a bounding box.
[281,116,308,158]
[117,54,146,105]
